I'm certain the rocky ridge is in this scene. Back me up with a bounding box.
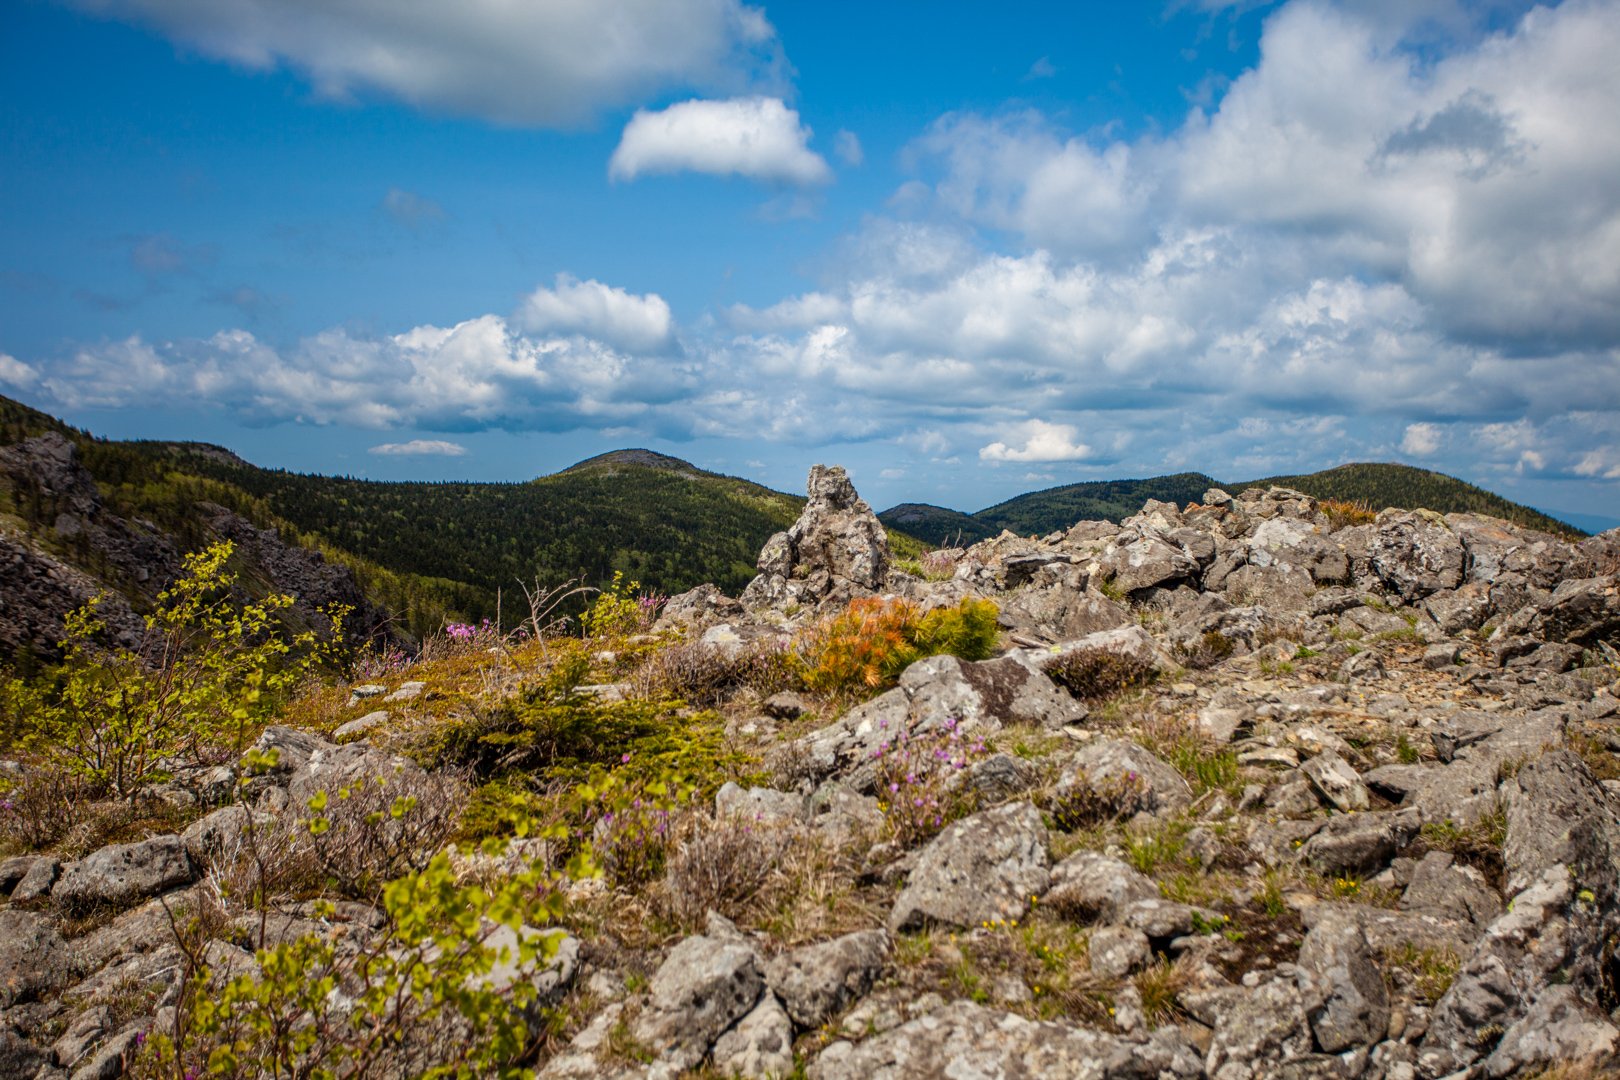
[3,463,1620,1078]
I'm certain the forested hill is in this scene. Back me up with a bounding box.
[879,464,1580,544]
[78,439,810,628]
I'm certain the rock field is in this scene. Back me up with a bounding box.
[4,464,1620,1079]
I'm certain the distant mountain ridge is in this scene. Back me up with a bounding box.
[880,463,1580,544]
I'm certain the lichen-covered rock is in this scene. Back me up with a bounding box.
[1042,851,1158,922]
[1295,912,1389,1053]
[1299,750,1369,813]
[631,932,764,1072]
[1480,984,1620,1078]
[1368,511,1466,601]
[808,1000,1203,1079]
[0,909,70,1007]
[53,835,195,913]
[765,929,890,1028]
[1055,739,1191,816]
[711,992,794,1079]
[889,802,1049,932]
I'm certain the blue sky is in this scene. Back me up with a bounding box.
[3,0,1619,529]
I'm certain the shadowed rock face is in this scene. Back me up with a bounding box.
[0,430,394,661]
[742,464,890,614]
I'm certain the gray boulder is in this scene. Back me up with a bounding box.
[1481,984,1620,1078]
[1368,512,1466,601]
[889,802,1049,932]
[631,932,764,1072]
[53,835,195,913]
[0,909,70,1007]
[1055,739,1191,816]
[1298,750,1370,813]
[765,930,890,1028]
[1295,912,1389,1053]
[711,992,795,1079]
[1042,851,1158,923]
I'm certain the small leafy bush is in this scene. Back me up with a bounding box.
[872,717,988,848]
[305,768,469,901]
[144,848,586,1079]
[571,767,692,889]
[579,571,662,640]
[9,542,336,799]
[799,597,999,695]
[1042,648,1155,703]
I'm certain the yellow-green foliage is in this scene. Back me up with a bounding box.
[427,652,746,788]
[799,597,1000,695]
[145,843,590,1079]
[579,571,654,640]
[7,542,335,798]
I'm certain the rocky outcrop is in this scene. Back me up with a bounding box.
[742,465,890,614]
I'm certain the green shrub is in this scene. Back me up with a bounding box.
[145,846,585,1079]
[8,542,335,799]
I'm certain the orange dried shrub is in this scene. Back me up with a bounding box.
[798,596,999,697]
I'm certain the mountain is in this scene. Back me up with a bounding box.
[877,503,1000,547]
[879,463,1582,541]
[974,473,1220,538]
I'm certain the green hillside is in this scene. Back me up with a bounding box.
[973,473,1219,537]
[878,503,1000,547]
[81,440,808,628]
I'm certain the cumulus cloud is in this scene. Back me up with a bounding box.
[0,353,39,389]
[1401,422,1442,456]
[980,421,1094,462]
[369,439,467,456]
[516,275,675,354]
[63,0,782,127]
[834,129,864,167]
[609,97,831,185]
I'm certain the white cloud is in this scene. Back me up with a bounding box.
[1024,56,1057,80]
[516,275,675,354]
[369,439,468,456]
[834,129,864,167]
[1400,422,1442,456]
[381,187,444,227]
[980,420,1093,462]
[609,97,831,185]
[0,353,40,389]
[64,0,782,127]
[726,292,847,332]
